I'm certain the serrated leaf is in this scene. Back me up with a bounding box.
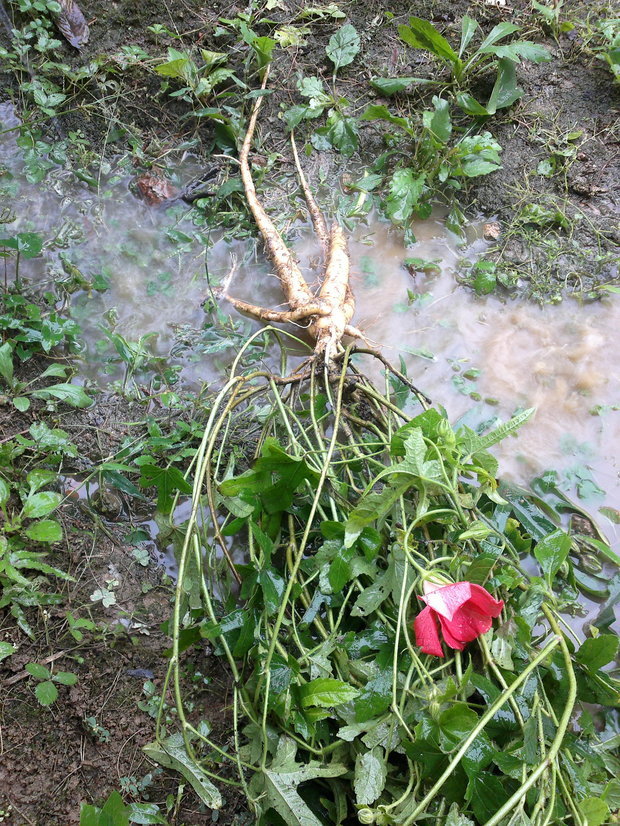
[26,661,51,680]
[326,23,360,72]
[35,680,58,706]
[53,671,78,685]
[0,642,17,662]
[0,232,44,258]
[144,733,222,809]
[354,748,387,805]
[385,169,427,224]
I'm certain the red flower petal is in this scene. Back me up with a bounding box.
[422,582,473,621]
[437,615,466,650]
[466,583,504,617]
[414,605,445,657]
[442,604,493,644]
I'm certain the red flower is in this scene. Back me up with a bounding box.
[414,581,504,658]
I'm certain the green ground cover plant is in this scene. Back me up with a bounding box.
[154,331,620,826]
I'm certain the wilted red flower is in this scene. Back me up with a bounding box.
[414,581,504,658]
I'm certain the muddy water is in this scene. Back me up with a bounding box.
[2,102,619,551]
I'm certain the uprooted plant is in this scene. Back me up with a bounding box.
[144,75,620,826]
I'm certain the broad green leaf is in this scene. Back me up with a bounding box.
[385,169,426,224]
[79,804,100,826]
[26,661,51,680]
[398,17,459,65]
[139,464,192,514]
[13,396,30,411]
[492,41,551,63]
[25,519,63,543]
[472,262,497,294]
[35,680,59,705]
[299,678,359,708]
[456,92,490,116]
[0,231,44,258]
[39,363,68,379]
[0,341,13,385]
[31,382,93,408]
[576,635,619,673]
[465,771,512,823]
[486,58,523,114]
[326,23,360,72]
[325,111,359,156]
[578,798,609,826]
[423,96,451,143]
[0,642,17,662]
[22,491,62,519]
[370,76,434,95]
[53,671,78,685]
[155,54,190,79]
[534,529,571,583]
[27,469,57,493]
[99,790,130,826]
[354,748,387,805]
[144,733,222,809]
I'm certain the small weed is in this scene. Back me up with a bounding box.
[83,716,111,743]
[25,660,78,706]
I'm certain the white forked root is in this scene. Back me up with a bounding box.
[224,68,361,365]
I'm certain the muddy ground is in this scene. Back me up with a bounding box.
[0,0,619,823]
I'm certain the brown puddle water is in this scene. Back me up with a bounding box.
[2,102,619,555]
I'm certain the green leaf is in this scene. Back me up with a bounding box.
[259,567,286,616]
[385,169,427,224]
[422,96,451,143]
[0,477,9,507]
[128,802,169,824]
[0,231,44,258]
[576,635,619,673]
[361,104,412,134]
[299,678,359,708]
[475,21,520,53]
[13,396,30,411]
[459,16,479,56]
[456,92,490,116]
[53,671,78,686]
[472,264,497,295]
[26,661,51,680]
[35,680,59,705]
[326,23,360,72]
[398,17,459,65]
[486,58,523,114]
[354,748,387,805]
[534,529,571,583]
[22,491,62,519]
[25,519,63,543]
[143,733,222,809]
[465,771,512,823]
[100,790,130,826]
[79,804,100,826]
[139,464,192,514]
[370,76,434,94]
[578,798,610,826]
[325,111,359,156]
[345,477,411,547]
[27,469,58,493]
[0,642,17,662]
[0,342,13,385]
[31,382,93,408]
